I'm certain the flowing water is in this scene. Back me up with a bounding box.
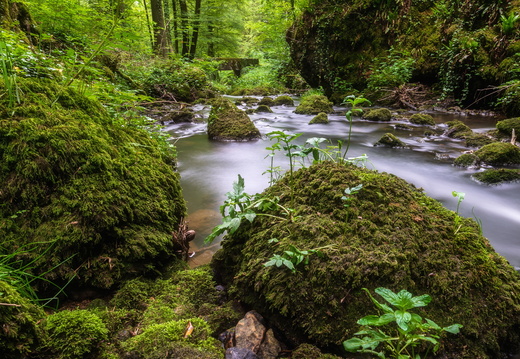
[165,97,520,269]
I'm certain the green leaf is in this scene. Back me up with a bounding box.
[443,323,463,334]
[363,288,393,313]
[395,310,412,331]
[243,210,257,223]
[227,217,242,233]
[410,293,432,308]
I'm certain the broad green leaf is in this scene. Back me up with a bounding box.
[443,323,463,334]
[227,217,242,233]
[243,211,256,223]
[410,293,432,308]
[358,315,382,326]
[363,288,393,313]
[395,310,412,331]
[375,287,400,306]
[343,337,364,351]
[424,318,441,330]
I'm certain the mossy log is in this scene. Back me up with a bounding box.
[212,162,520,358]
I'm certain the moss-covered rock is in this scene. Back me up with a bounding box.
[309,112,329,124]
[207,97,261,141]
[0,78,186,291]
[212,162,520,358]
[453,153,480,167]
[0,281,45,359]
[409,113,435,126]
[362,108,392,121]
[273,95,295,106]
[474,142,520,165]
[464,133,494,147]
[294,95,333,114]
[374,133,405,147]
[235,97,259,106]
[122,318,223,358]
[44,309,108,359]
[255,104,273,113]
[444,120,473,139]
[258,97,275,106]
[496,117,520,137]
[473,169,520,184]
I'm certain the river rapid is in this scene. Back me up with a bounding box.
[165,96,520,270]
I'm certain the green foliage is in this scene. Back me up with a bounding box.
[230,61,287,94]
[343,288,462,359]
[500,12,520,35]
[264,240,328,273]
[367,48,415,90]
[342,184,363,209]
[45,309,108,359]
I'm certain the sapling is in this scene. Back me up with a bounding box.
[342,95,371,160]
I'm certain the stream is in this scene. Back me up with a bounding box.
[165,96,520,270]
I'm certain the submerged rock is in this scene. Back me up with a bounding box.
[444,120,473,139]
[473,168,520,184]
[453,153,480,167]
[374,133,406,147]
[309,112,329,124]
[212,162,520,358]
[207,97,261,141]
[294,95,333,114]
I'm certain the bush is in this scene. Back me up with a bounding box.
[367,48,415,90]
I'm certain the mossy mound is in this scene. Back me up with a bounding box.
[453,153,480,167]
[496,117,520,138]
[474,142,520,165]
[473,169,520,184]
[255,104,273,113]
[464,133,494,147]
[212,162,520,358]
[0,78,186,291]
[309,112,329,124]
[409,113,435,126]
[235,97,259,106]
[0,281,45,359]
[294,95,333,114]
[207,97,261,141]
[444,120,473,139]
[273,95,295,106]
[362,108,392,121]
[44,309,108,359]
[374,133,405,147]
[258,97,275,106]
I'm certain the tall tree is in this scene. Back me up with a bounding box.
[150,0,168,56]
[188,0,201,59]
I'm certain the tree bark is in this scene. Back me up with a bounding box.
[188,0,201,59]
[171,0,179,53]
[179,0,189,57]
[150,0,168,57]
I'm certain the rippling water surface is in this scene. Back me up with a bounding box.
[166,97,520,269]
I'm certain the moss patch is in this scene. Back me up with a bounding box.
[453,153,479,167]
[374,133,406,147]
[409,113,435,126]
[496,117,520,137]
[207,97,261,141]
[444,120,473,139]
[212,162,520,358]
[309,112,329,124]
[294,95,333,114]
[473,168,520,184]
[274,95,295,106]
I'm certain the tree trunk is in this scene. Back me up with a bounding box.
[179,0,189,57]
[188,0,201,59]
[0,0,11,26]
[150,0,168,57]
[171,0,179,53]
[143,0,154,50]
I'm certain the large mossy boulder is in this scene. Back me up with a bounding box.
[294,95,333,114]
[212,162,520,358]
[496,117,520,138]
[207,97,261,141]
[0,78,186,291]
[409,113,435,126]
[473,168,520,184]
[474,142,520,165]
[309,112,329,124]
[444,120,473,139]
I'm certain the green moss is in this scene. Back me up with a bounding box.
[445,120,473,139]
[473,169,520,184]
[0,281,45,359]
[207,97,261,141]
[453,153,480,167]
[273,95,295,106]
[291,343,342,359]
[0,78,186,292]
[362,108,392,121]
[44,309,108,359]
[309,112,329,124]
[496,117,520,137]
[409,113,435,126]
[464,133,494,147]
[122,318,223,359]
[258,97,275,106]
[294,95,333,114]
[255,104,273,113]
[474,142,520,165]
[235,97,259,106]
[212,162,520,358]
[374,133,405,147]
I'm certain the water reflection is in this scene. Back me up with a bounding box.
[169,100,520,269]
